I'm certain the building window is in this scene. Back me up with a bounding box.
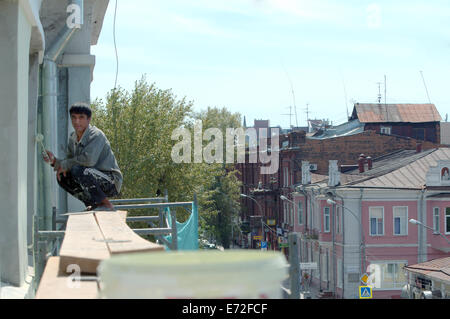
[289,203,293,225]
[298,201,303,225]
[368,261,407,289]
[369,207,384,236]
[336,206,341,234]
[283,167,289,187]
[283,202,287,225]
[413,128,425,141]
[380,126,391,134]
[433,207,440,233]
[384,262,407,289]
[337,258,343,288]
[393,206,408,236]
[324,207,330,233]
[446,208,450,234]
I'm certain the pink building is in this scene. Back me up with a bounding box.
[289,148,450,299]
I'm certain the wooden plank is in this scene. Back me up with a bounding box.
[116,210,128,222]
[35,257,98,299]
[59,213,111,274]
[94,211,165,255]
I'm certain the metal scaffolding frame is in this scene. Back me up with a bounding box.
[32,191,197,295]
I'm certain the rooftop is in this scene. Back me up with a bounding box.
[404,257,450,284]
[346,148,450,189]
[308,119,365,140]
[307,148,450,189]
[350,103,442,123]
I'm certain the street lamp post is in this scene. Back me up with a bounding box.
[240,193,265,246]
[409,218,450,245]
[326,198,366,278]
[280,195,297,229]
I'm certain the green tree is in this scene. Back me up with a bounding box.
[91,77,243,248]
[91,76,196,202]
[193,107,243,248]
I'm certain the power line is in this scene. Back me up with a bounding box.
[113,0,119,90]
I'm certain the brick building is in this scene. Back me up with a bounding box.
[237,109,443,251]
[349,103,441,143]
[292,147,450,299]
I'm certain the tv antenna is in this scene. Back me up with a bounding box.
[281,63,299,127]
[341,76,349,120]
[305,103,311,123]
[377,82,382,103]
[282,105,294,128]
[420,70,432,104]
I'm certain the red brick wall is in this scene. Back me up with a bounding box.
[293,130,440,175]
[236,130,441,228]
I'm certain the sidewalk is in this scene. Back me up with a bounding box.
[301,282,321,299]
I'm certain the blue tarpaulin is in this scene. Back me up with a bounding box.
[163,201,199,250]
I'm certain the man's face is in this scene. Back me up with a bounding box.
[71,113,90,135]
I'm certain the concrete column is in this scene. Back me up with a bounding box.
[27,53,40,245]
[0,1,32,286]
[66,66,92,212]
[57,0,95,213]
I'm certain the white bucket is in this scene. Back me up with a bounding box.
[97,250,288,299]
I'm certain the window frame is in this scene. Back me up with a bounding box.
[369,260,408,290]
[369,206,384,236]
[323,206,331,233]
[289,203,293,225]
[380,126,391,135]
[298,201,303,225]
[446,207,450,235]
[392,206,408,236]
[433,207,440,234]
[336,206,341,234]
[283,166,289,187]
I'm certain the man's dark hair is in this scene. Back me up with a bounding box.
[70,102,92,118]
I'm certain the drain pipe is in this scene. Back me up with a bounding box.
[38,0,84,230]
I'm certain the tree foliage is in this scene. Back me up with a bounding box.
[91,76,242,248]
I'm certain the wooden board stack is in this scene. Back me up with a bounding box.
[35,210,165,299]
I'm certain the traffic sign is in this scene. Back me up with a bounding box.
[300,262,318,270]
[261,241,267,250]
[253,235,262,240]
[360,273,369,285]
[359,286,372,299]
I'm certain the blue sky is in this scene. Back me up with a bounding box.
[91,0,450,128]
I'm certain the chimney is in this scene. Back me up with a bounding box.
[367,156,373,170]
[358,154,365,173]
[328,160,340,187]
[416,143,422,153]
[302,161,311,185]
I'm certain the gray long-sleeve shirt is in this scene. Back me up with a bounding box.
[55,124,123,193]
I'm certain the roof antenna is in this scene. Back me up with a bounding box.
[281,62,299,127]
[282,105,293,128]
[420,70,432,104]
[341,73,349,120]
[377,82,382,103]
[384,74,387,105]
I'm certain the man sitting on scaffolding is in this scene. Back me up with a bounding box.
[43,102,123,211]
